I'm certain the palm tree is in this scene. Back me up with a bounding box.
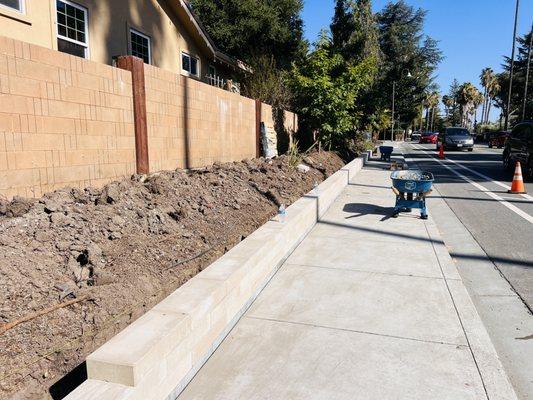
[480,68,494,125]
[427,92,440,131]
[485,77,500,124]
[457,83,480,128]
[442,94,454,123]
[472,90,484,130]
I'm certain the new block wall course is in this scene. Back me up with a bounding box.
[71,158,365,400]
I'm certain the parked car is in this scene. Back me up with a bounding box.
[503,121,533,178]
[411,132,421,142]
[419,132,438,144]
[437,127,474,151]
[488,131,510,148]
[474,130,485,142]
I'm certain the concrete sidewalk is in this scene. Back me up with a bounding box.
[177,153,517,400]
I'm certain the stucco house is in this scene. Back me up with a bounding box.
[0,0,249,90]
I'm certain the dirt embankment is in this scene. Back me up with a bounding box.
[0,152,344,399]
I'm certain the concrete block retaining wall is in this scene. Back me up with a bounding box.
[65,154,368,400]
[0,36,298,199]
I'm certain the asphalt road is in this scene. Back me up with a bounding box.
[402,142,533,311]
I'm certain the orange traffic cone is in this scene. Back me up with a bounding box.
[508,161,527,194]
[439,144,445,159]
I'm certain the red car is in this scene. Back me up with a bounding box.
[419,132,438,144]
[488,131,510,148]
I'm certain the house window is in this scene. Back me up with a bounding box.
[208,65,216,77]
[0,0,24,12]
[182,52,199,77]
[56,0,88,58]
[130,29,151,64]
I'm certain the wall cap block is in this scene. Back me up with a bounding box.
[65,155,367,400]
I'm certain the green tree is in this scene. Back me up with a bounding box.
[243,55,291,108]
[479,67,500,124]
[332,0,380,62]
[442,94,454,123]
[480,68,491,124]
[288,37,376,150]
[331,0,355,53]
[330,0,380,133]
[457,82,482,129]
[486,76,500,124]
[472,89,484,129]
[426,91,440,131]
[351,0,380,62]
[188,0,306,69]
[373,0,442,129]
[494,30,533,124]
[444,79,461,126]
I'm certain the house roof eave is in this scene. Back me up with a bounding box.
[178,0,252,74]
[214,51,254,74]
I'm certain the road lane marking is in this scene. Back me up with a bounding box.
[406,145,533,224]
[410,144,533,201]
[439,154,532,201]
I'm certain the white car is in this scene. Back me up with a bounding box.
[410,132,421,142]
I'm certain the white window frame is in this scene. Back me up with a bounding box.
[181,52,200,78]
[130,28,152,64]
[56,0,89,58]
[0,0,25,14]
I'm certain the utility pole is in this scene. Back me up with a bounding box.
[391,81,396,141]
[522,22,532,121]
[505,0,520,130]
[419,103,424,132]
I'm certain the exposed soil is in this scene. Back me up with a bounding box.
[0,151,344,400]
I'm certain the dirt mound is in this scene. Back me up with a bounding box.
[0,152,344,399]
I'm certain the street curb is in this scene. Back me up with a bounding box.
[65,154,368,400]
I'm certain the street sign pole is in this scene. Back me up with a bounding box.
[391,81,396,142]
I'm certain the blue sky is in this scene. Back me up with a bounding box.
[302,0,533,121]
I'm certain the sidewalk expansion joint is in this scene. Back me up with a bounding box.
[245,315,469,348]
[284,262,445,281]
[312,227,436,246]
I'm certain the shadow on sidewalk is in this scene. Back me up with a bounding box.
[449,252,533,269]
[343,203,396,221]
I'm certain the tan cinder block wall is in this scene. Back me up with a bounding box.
[0,35,297,199]
[0,36,135,199]
[144,64,256,170]
[261,103,274,130]
[284,111,298,135]
[260,105,299,152]
[261,105,299,136]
